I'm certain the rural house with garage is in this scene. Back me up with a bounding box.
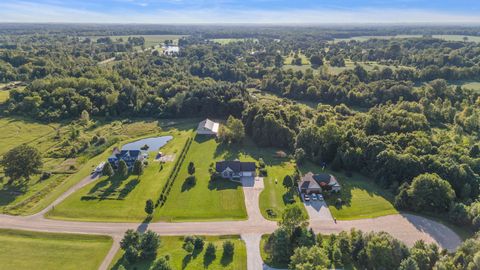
[299,172,341,194]
[215,160,256,179]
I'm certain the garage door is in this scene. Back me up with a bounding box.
[242,172,254,177]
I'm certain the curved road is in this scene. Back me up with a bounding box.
[0,175,463,270]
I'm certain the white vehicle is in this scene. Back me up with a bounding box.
[92,162,106,174]
[317,194,324,201]
[303,194,310,202]
[311,193,318,201]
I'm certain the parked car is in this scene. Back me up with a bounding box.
[311,193,318,201]
[317,194,324,201]
[303,194,310,201]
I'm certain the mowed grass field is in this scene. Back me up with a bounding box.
[0,229,112,270]
[258,157,306,221]
[0,90,9,103]
[458,81,480,92]
[0,117,183,216]
[103,35,185,47]
[211,38,258,45]
[299,162,398,220]
[110,235,246,270]
[48,128,192,222]
[157,135,247,221]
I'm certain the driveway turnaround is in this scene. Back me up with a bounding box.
[0,173,464,270]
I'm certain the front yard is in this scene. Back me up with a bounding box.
[110,235,246,270]
[47,128,192,222]
[0,229,112,270]
[156,136,247,221]
[298,162,398,220]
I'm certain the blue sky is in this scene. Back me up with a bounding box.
[1,0,480,24]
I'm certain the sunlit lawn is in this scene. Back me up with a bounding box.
[299,162,398,220]
[48,129,192,222]
[0,229,112,270]
[110,235,246,270]
[157,135,247,221]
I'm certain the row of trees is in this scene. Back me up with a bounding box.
[267,205,480,270]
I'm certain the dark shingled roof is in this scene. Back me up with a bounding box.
[216,160,256,173]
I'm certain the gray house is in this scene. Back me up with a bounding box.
[299,172,341,194]
[215,160,256,179]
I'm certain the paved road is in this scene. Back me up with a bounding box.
[32,172,100,218]
[0,174,463,270]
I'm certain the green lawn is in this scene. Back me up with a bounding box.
[1,117,189,216]
[157,135,247,221]
[110,235,246,270]
[0,229,112,270]
[47,129,192,222]
[259,158,306,221]
[457,81,480,92]
[284,51,311,65]
[0,90,9,103]
[299,163,398,220]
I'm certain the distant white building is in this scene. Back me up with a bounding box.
[163,45,179,55]
[197,119,220,135]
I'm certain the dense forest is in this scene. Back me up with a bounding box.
[1,24,480,268]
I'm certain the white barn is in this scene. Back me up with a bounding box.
[197,119,220,135]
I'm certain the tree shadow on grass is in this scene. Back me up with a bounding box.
[203,253,216,268]
[282,188,300,205]
[220,253,233,266]
[0,180,27,206]
[182,254,192,269]
[181,176,196,192]
[118,178,140,199]
[208,179,242,191]
[83,174,132,201]
[213,137,285,167]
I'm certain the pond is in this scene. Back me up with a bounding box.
[122,136,173,153]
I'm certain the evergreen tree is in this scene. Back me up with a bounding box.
[133,160,144,175]
[145,199,154,215]
[102,162,114,177]
[118,159,128,178]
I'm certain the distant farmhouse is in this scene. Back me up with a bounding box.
[197,119,220,135]
[299,172,341,194]
[108,148,145,169]
[216,160,256,179]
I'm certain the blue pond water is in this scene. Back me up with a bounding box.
[121,136,173,153]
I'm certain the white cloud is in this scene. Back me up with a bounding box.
[0,1,479,24]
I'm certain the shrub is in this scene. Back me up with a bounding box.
[145,199,154,215]
[150,256,172,270]
[41,171,52,180]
